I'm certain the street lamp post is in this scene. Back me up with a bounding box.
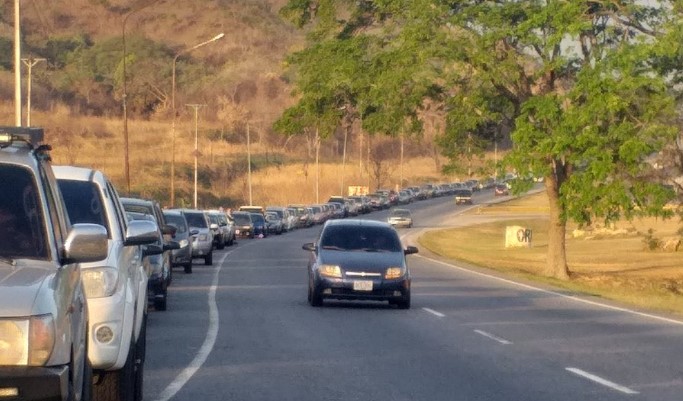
[170,33,225,207]
[247,122,253,205]
[14,0,21,127]
[21,57,45,127]
[187,104,205,208]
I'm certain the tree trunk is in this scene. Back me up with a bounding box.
[544,174,570,280]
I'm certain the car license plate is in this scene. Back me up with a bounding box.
[353,280,373,291]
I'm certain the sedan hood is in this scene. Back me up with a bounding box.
[0,259,57,316]
[319,250,405,273]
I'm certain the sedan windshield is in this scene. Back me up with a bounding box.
[320,226,401,252]
[184,212,207,228]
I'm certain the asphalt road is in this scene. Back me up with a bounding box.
[143,191,683,401]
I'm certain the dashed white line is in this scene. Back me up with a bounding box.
[422,307,445,318]
[566,367,639,395]
[474,329,512,345]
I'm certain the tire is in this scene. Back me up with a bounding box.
[93,338,135,401]
[154,291,167,311]
[204,251,213,266]
[217,238,225,250]
[396,293,411,310]
[309,281,323,307]
[183,262,192,274]
[133,316,147,401]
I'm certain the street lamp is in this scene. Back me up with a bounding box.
[187,104,205,208]
[170,33,225,207]
[14,0,21,126]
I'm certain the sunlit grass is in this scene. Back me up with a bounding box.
[419,192,683,316]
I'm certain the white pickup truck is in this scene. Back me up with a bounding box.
[55,166,159,401]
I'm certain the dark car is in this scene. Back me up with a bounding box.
[126,212,178,311]
[162,209,197,273]
[232,211,255,238]
[302,219,417,309]
[265,211,284,235]
[494,183,510,196]
[454,188,473,205]
[250,212,269,237]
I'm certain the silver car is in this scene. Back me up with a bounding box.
[180,209,214,265]
[0,127,108,401]
[163,209,196,274]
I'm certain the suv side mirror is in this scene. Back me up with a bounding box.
[143,244,163,257]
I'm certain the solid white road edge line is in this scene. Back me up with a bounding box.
[422,307,446,318]
[417,255,683,327]
[474,329,512,345]
[153,250,232,401]
[566,367,639,395]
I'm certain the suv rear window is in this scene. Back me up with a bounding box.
[58,180,110,236]
[0,165,48,258]
[184,212,207,228]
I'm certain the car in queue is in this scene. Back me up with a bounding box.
[0,127,108,401]
[55,165,159,401]
[126,211,179,311]
[250,212,269,238]
[302,219,418,309]
[232,211,255,239]
[387,208,413,228]
[265,211,285,235]
[177,209,214,265]
[206,209,234,249]
[162,209,197,273]
[454,188,474,205]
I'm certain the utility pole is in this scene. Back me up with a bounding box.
[186,103,205,208]
[21,57,45,127]
[247,122,253,205]
[315,127,320,203]
[14,0,21,126]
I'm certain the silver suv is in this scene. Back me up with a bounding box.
[55,166,158,401]
[0,127,108,401]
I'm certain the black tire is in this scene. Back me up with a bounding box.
[133,316,146,401]
[396,293,411,310]
[217,239,225,250]
[93,337,135,401]
[154,291,167,311]
[204,251,213,266]
[309,282,323,307]
[183,262,192,274]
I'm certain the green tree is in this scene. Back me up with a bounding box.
[279,0,680,280]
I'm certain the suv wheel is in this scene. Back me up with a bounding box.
[93,337,136,401]
[183,262,193,274]
[204,251,213,266]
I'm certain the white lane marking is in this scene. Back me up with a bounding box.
[418,255,683,326]
[566,367,639,395]
[474,329,512,345]
[153,250,231,401]
[422,307,445,318]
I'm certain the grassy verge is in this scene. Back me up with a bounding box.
[418,192,683,316]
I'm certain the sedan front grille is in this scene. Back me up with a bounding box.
[345,271,382,278]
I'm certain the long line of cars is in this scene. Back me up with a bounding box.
[0,126,503,400]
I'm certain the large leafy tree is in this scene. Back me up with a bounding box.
[279,0,681,280]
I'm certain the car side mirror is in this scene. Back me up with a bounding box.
[404,246,419,255]
[302,242,317,252]
[143,244,164,257]
[190,229,199,236]
[210,223,219,230]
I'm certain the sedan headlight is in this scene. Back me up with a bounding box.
[319,264,342,278]
[82,267,119,298]
[198,234,208,241]
[385,267,405,280]
[0,314,54,366]
[178,239,189,248]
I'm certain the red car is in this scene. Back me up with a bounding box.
[494,184,510,196]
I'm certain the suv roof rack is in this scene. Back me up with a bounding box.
[0,126,44,148]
